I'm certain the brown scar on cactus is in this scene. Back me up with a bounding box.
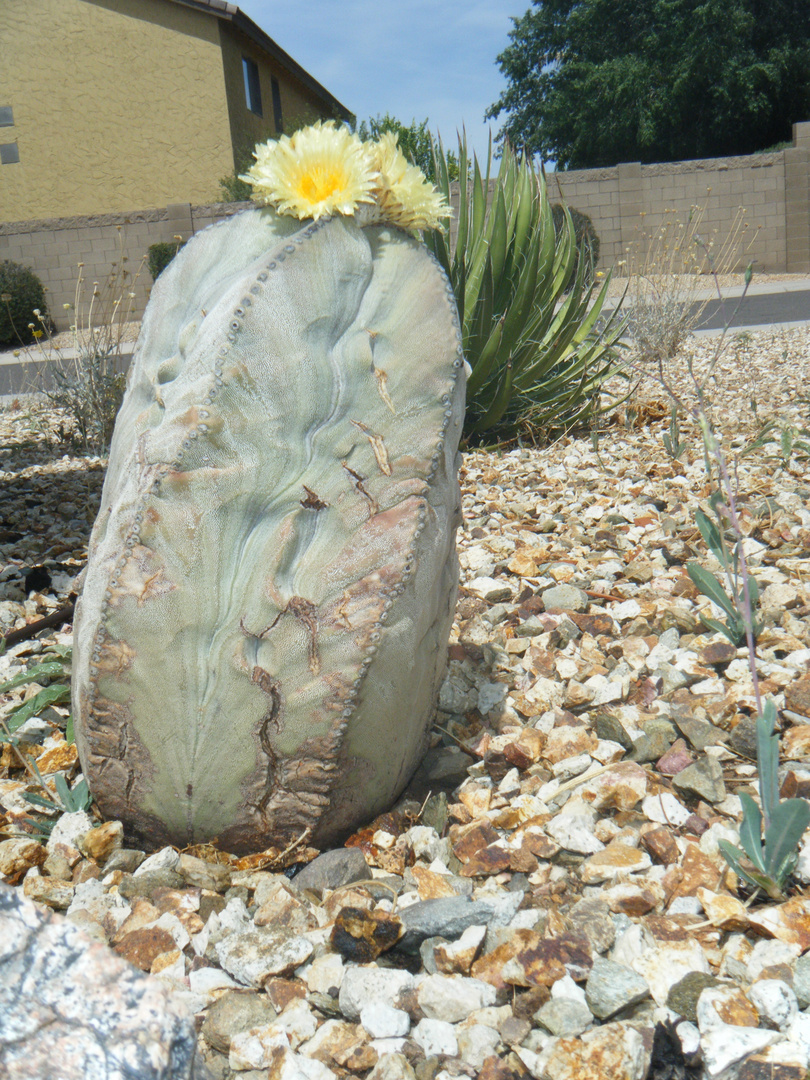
[371,363,396,415]
[301,485,328,510]
[350,420,391,476]
[342,461,379,516]
[244,597,322,676]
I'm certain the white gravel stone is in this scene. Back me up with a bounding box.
[339,966,414,1021]
[631,940,711,1006]
[641,793,691,826]
[747,979,798,1031]
[545,812,605,854]
[46,810,95,862]
[747,939,803,981]
[551,974,588,1004]
[133,845,180,875]
[699,1025,779,1077]
[216,928,314,988]
[416,974,497,1023]
[360,1002,410,1039]
[456,1023,500,1067]
[302,952,345,995]
[412,1018,458,1057]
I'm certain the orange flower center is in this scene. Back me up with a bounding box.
[298,167,344,204]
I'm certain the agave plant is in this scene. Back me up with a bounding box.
[425,136,627,443]
[719,700,810,900]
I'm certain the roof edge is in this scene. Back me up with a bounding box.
[163,0,354,123]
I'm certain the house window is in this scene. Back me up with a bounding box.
[0,107,13,127]
[242,57,262,116]
[0,143,19,164]
[271,77,283,133]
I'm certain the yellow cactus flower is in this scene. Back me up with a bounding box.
[370,132,451,231]
[240,121,377,221]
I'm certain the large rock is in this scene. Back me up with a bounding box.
[0,883,204,1079]
[72,209,466,852]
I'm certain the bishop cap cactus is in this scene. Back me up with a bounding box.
[73,186,465,852]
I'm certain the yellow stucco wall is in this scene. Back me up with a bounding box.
[218,23,336,176]
[0,0,236,221]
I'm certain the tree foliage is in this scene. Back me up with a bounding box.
[486,0,810,168]
[356,114,459,181]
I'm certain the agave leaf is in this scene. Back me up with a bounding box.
[22,791,60,812]
[470,363,514,435]
[717,839,784,897]
[686,563,738,619]
[757,699,781,826]
[738,792,766,871]
[695,509,726,563]
[698,613,739,644]
[54,773,74,811]
[764,798,810,884]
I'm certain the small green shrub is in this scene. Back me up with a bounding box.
[551,204,600,283]
[0,260,48,347]
[148,241,185,282]
[218,173,253,203]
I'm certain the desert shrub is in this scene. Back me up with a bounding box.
[551,204,600,284]
[0,260,48,347]
[148,241,185,281]
[218,174,253,203]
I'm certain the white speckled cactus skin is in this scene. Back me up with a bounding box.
[72,208,465,852]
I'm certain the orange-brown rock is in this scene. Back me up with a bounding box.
[459,843,512,878]
[452,821,500,864]
[264,977,307,1013]
[410,865,459,900]
[114,926,177,971]
[78,820,123,865]
[330,906,403,962]
[664,843,724,902]
[641,826,681,866]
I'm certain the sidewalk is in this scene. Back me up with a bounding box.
[2,278,809,401]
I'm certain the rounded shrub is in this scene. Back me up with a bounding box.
[551,205,600,284]
[0,260,48,347]
[148,241,186,282]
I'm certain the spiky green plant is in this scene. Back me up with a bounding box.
[424,136,627,442]
[719,701,810,900]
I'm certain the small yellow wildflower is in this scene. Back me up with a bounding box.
[241,120,377,221]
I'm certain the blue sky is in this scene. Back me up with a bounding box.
[235,0,525,161]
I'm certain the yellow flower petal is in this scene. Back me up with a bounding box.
[240,121,377,221]
[370,132,451,231]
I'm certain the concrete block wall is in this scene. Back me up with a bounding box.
[1,122,808,335]
[545,124,810,274]
[0,202,252,332]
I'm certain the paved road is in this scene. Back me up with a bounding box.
[0,351,132,399]
[1,284,808,399]
[693,289,810,332]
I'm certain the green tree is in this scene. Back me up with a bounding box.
[486,0,810,168]
[356,114,459,182]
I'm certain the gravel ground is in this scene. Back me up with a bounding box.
[2,325,810,1079]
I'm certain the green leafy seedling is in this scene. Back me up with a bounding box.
[686,506,761,646]
[662,405,687,461]
[0,649,73,740]
[719,700,810,900]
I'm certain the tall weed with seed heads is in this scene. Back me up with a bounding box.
[10,227,145,453]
